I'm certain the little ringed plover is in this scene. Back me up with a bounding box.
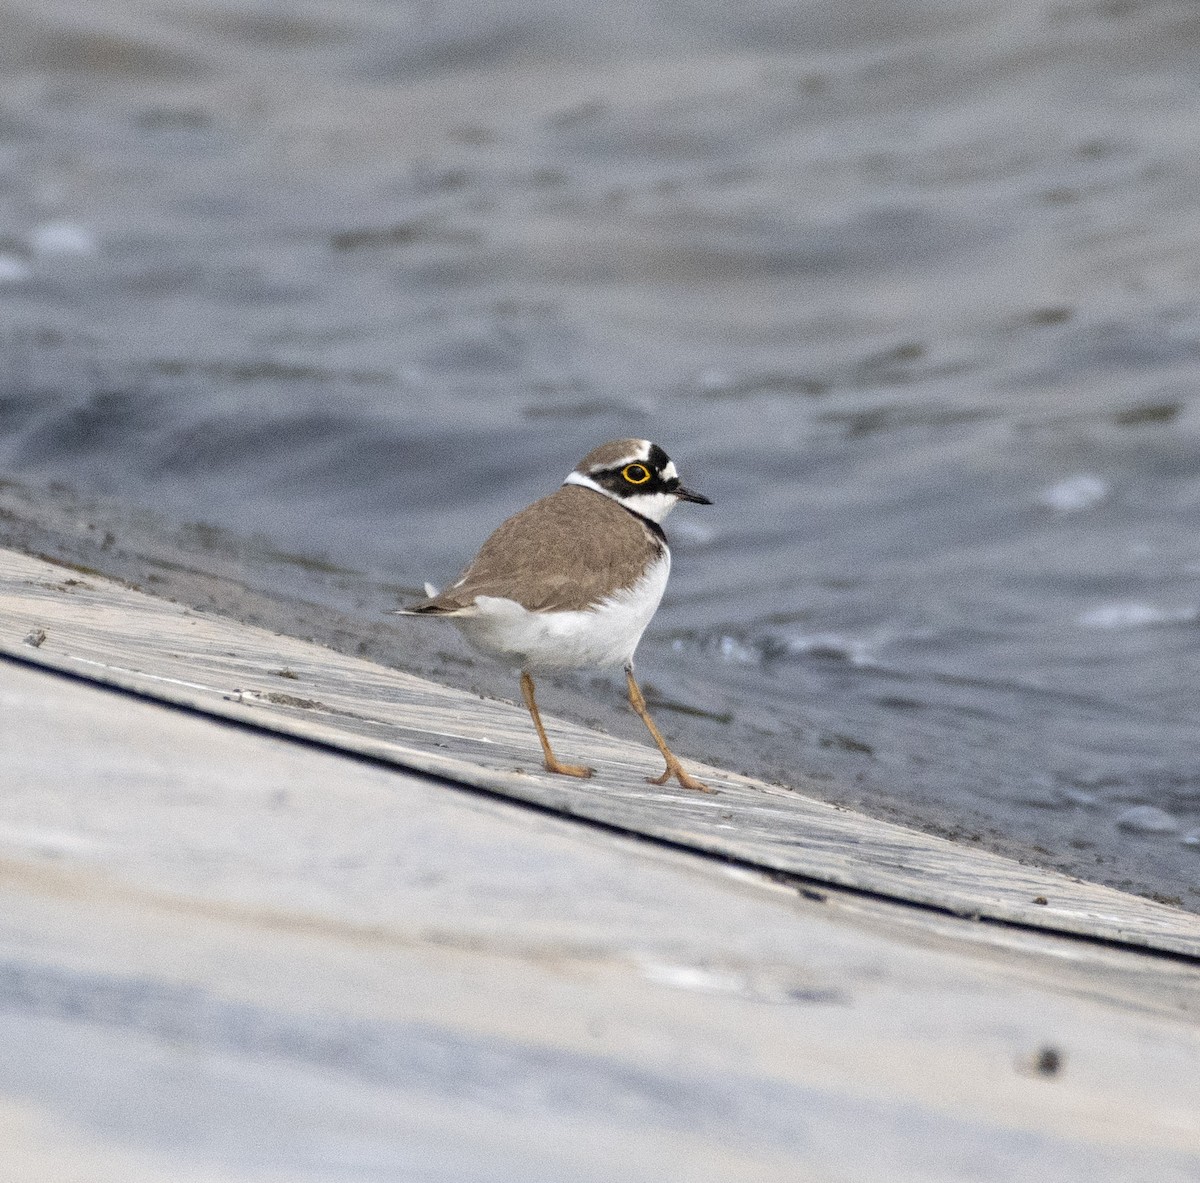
[396,438,713,792]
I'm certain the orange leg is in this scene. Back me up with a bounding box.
[625,667,714,793]
[520,672,593,779]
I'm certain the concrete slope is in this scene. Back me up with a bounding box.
[2,645,1200,1180]
[0,547,1197,957]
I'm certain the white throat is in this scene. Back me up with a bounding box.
[563,471,679,524]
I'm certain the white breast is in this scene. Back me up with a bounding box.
[451,552,671,672]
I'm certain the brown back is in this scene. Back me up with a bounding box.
[416,485,666,613]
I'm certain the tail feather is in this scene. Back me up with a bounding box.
[390,585,469,616]
[390,580,443,616]
[390,580,478,617]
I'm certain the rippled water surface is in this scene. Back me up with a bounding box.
[3,0,1200,905]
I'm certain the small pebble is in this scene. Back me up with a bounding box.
[1017,1044,1065,1078]
[23,628,47,648]
[1035,1046,1063,1076]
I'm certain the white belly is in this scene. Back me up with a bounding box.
[451,553,670,672]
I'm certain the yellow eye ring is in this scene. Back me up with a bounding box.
[622,463,651,485]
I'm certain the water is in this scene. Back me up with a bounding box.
[2,0,1200,906]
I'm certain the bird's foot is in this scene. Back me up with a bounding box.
[647,758,715,794]
[545,757,594,779]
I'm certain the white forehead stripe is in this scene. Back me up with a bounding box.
[662,460,678,480]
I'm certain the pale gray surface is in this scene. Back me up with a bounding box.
[1,548,1198,956]
[1,551,1200,1179]
[3,654,1200,1182]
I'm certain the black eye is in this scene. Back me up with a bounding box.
[622,463,651,485]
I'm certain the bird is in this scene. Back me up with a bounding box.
[395,438,714,792]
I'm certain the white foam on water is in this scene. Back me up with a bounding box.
[782,630,881,667]
[702,634,759,664]
[0,254,31,283]
[29,220,97,257]
[1075,599,1195,628]
[1115,805,1180,835]
[697,627,888,668]
[1077,602,1197,629]
[1039,474,1108,512]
